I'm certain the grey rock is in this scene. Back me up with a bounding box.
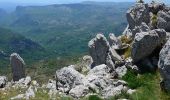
[82,55,93,70]
[157,11,170,32]
[115,66,127,78]
[25,86,35,100]
[10,53,26,81]
[69,85,89,98]
[0,76,7,88]
[132,29,166,63]
[158,38,170,91]
[122,25,133,38]
[127,89,136,94]
[88,34,122,68]
[126,3,150,30]
[46,79,56,89]
[10,94,25,100]
[109,33,122,49]
[102,84,127,98]
[56,65,85,93]
[149,3,165,14]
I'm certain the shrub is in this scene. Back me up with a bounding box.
[151,14,158,28]
[122,70,143,89]
[120,35,132,44]
[137,0,144,3]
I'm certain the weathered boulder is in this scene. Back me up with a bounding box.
[126,3,150,30]
[132,29,166,63]
[149,2,165,14]
[69,85,89,98]
[12,76,31,88]
[109,33,122,49]
[158,38,170,91]
[25,86,36,100]
[88,34,122,68]
[0,76,7,88]
[56,65,85,93]
[10,53,26,81]
[157,11,170,32]
[82,55,93,69]
[46,79,56,90]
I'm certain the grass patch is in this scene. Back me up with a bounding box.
[151,14,158,28]
[123,69,170,100]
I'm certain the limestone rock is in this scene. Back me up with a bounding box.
[149,3,165,14]
[158,38,170,91]
[88,34,122,68]
[10,94,25,100]
[108,33,122,49]
[0,76,7,88]
[10,53,26,81]
[25,86,35,100]
[126,3,150,30]
[115,66,127,78]
[46,79,56,90]
[132,29,166,63]
[56,65,85,93]
[82,55,93,69]
[157,11,170,32]
[69,85,89,98]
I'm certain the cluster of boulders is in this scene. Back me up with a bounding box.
[0,1,170,99]
[124,1,170,91]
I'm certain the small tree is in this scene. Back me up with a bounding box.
[137,0,144,3]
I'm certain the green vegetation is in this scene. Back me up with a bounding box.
[120,35,132,44]
[151,14,158,28]
[122,70,170,100]
[137,0,144,3]
[0,2,132,58]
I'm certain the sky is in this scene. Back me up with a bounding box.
[0,0,169,12]
[0,0,169,4]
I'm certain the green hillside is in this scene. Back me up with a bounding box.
[0,27,46,67]
[0,2,132,57]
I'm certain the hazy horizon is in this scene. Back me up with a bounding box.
[0,0,169,12]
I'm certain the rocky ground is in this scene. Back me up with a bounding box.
[1,1,170,100]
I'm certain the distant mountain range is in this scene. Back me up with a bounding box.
[0,27,45,65]
[0,2,133,60]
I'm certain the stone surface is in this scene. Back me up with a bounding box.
[82,55,93,69]
[0,76,7,88]
[25,86,35,99]
[88,34,122,68]
[115,66,127,78]
[10,53,26,81]
[126,3,150,30]
[157,11,170,32]
[109,33,122,49]
[69,85,89,98]
[56,65,85,93]
[46,79,56,89]
[132,29,166,63]
[158,38,170,91]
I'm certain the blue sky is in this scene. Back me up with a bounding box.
[0,0,169,4]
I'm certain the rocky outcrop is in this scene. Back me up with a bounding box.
[0,76,7,88]
[82,55,93,70]
[109,33,122,49]
[149,2,165,14]
[88,34,122,68]
[126,3,150,30]
[11,85,36,100]
[132,29,166,63]
[56,65,85,93]
[10,53,26,81]
[158,38,170,91]
[12,76,31,88]
[157,11,170,32]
